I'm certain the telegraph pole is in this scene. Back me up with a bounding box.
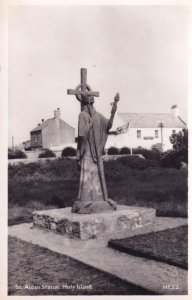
[158,122,164,151]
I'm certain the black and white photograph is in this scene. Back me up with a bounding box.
[1,0,190,297]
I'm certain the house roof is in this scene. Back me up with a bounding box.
[30,118,74,133]
[117,113,186,128]
[30,119,50,133]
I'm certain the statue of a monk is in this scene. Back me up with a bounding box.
[72,93,119,214]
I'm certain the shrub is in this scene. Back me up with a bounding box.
[116,155,159,170]
[38,149,56,158]
[119,147,131,155]
[170,128,188,154]
[8,149,27,159]
[160,129,188,169]
[160,150,187,169]
[108,147,119,155]
[8,158,80,182]
[62,147,76,157]
[132,147,162,161]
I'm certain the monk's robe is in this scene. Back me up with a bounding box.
[72,106,117,214]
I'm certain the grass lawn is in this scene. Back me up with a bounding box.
[108,225,188,269]
[8,236,155,296]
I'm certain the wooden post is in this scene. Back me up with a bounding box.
[158,122,164,151]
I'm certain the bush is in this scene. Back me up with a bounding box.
[159,129,188,169]
[8,157,80,182]
[161,150,187,169]
[116,155,159,170]
[38,149,56,158]
[119,147,131,155]
[170,128,188,154]
[132,147,162,161]
[108,147,119,155]
[8,149,27,159]
[62,147,76,157]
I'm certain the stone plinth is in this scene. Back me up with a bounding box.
[33,205,156,240]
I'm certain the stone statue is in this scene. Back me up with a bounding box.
[67,68,119,214]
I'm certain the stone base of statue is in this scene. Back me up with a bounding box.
[71,198,117,214]
[33,205,156,240]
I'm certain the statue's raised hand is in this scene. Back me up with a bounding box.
[114,93,120,102]
[111,93,120,116]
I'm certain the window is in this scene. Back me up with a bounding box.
[137,130,141,139]
[155,130,159,138]
[33,135,39,142]
[172,130,176,134]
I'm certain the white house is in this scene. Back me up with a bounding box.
[106,105,186,151]
[30,108,75,150]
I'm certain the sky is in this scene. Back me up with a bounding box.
[8,4,188,146]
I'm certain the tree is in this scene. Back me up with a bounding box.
[170,129,188,154]
[161,129,188,168]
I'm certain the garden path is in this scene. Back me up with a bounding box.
[9,217,187,295]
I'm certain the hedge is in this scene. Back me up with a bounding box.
[39,149,56,158]
[161,150,188,169]
[8,149,27,159]
[115,155,160,170]
[119,147,131,155]
[132,147,162,161]
[107,147,119,155]
[62,147,76,157]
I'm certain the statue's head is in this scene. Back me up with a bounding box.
[82,95,94,105]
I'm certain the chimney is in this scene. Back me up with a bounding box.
[171,105,179,117]
[42,119,44,123]
[54,108,61,119]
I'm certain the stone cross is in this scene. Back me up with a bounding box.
[67,68,99,102]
